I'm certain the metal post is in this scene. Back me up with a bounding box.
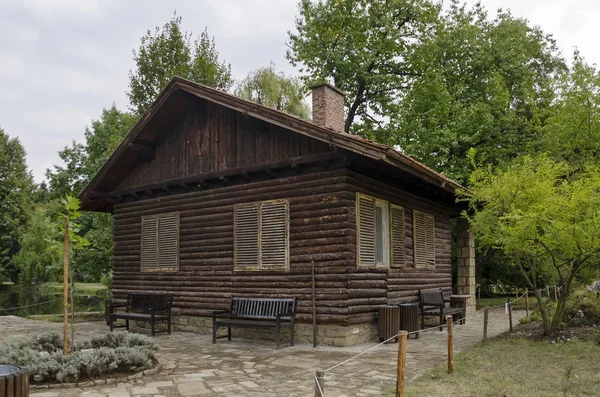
[312,261,317,348]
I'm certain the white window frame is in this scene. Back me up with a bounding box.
[374,199,390,267]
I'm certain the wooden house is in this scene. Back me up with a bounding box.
[79,77,475,346]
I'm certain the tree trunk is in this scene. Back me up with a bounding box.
[62,216,69,355]
[532,288,551,335]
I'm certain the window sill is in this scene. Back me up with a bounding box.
[234,266,290,272]
[140,268,178,273]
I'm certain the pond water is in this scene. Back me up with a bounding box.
[0,284,105,316]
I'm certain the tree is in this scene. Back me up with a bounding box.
[287,0,440,133]
[0,128,34,282]
[12,203,62,284]
[46,105,135,282]
[235,63,310,118]
[465,154,600,334]
[542,51,600,170]
[394,2,564,184]
[128,13,232,116]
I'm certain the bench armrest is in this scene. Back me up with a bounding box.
[276,312,295,322]
[212,310,230,320]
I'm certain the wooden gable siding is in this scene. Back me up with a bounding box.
[111,169,356,326]
[116,99,330,190]
[344,170,452,325]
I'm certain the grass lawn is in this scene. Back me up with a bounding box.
[396,334,600,397]
[43,282,107,296]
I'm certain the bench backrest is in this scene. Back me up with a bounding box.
[419,289,445,306]
[127,293,173,313]
[230,297,296,320]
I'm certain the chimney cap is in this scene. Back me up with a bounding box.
[309,82,345,97]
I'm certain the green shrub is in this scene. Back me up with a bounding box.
[0,331,157,383]
[564,291,600,326]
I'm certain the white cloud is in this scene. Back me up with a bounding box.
[0,52,25,77]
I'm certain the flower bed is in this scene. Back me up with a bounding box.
[0,331,158,384]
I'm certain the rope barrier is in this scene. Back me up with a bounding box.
[324,289,529,375]
[0,298,63,312]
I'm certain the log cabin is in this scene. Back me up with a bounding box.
[79,77,476,346]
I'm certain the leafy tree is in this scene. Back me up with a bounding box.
[46,105,135,282]
[46,105,135,197]
[287,0,440,133]
[0,128,34,282]
[465,154,600,334]
[542,51,600,170]
[12,203,62,284]
[395,2,564,183]
[235,63,310,118]
[128,13,232,116]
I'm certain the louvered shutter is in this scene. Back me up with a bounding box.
[357,194,376,267]
[413,211,427,269]
[390,205,406,267]
[158,213,179,270]
[234,204,260,268]
[425,214,436,268]
[141,215,159,270]
[260,200,289,268]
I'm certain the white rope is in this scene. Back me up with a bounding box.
[0,298,63,312]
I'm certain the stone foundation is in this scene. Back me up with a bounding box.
[135,316,378,347]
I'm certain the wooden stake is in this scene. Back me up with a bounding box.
[446,315,454,374]
[312,261,317,348]
[483,307,489,344]
[62,216,69,355]
[314,369,325,397]
[515,288,519,301]
[546,285,550,300]
[554,285,558,301]
[525,290,530,317]
[396,330,408,397]
[508,302,513,332]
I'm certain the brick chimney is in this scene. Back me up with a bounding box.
[310,82,346,133]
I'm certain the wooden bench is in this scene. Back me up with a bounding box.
[419,289,464,331]
[212,297,296,348]
[109,293,173,336]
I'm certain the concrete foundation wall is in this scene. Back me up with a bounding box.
[135,316,378,347]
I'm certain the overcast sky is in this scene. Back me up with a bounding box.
[1,0,599,183]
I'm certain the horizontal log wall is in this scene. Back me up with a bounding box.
[345,170,453,325]
[117,99,330,190]
[112,169,355,325]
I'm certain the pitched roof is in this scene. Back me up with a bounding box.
[79,76,464,210]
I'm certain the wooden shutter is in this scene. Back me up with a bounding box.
[158,213,179,270]
[390,205,406,267]
[413,211,427,269]
[414,210,435,269]
[234,204,260,269]
[357,194,376,267]
[141,215,158,270]
[260,200,289,268]
[425,214,436,269]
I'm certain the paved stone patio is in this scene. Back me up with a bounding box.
[0,308,524,396]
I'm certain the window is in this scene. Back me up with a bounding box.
[141,212,179,272]
[234,200,289,271]
[356,194,406,267]
[413,210,435,269]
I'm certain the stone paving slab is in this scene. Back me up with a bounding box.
[0,308,524,396]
